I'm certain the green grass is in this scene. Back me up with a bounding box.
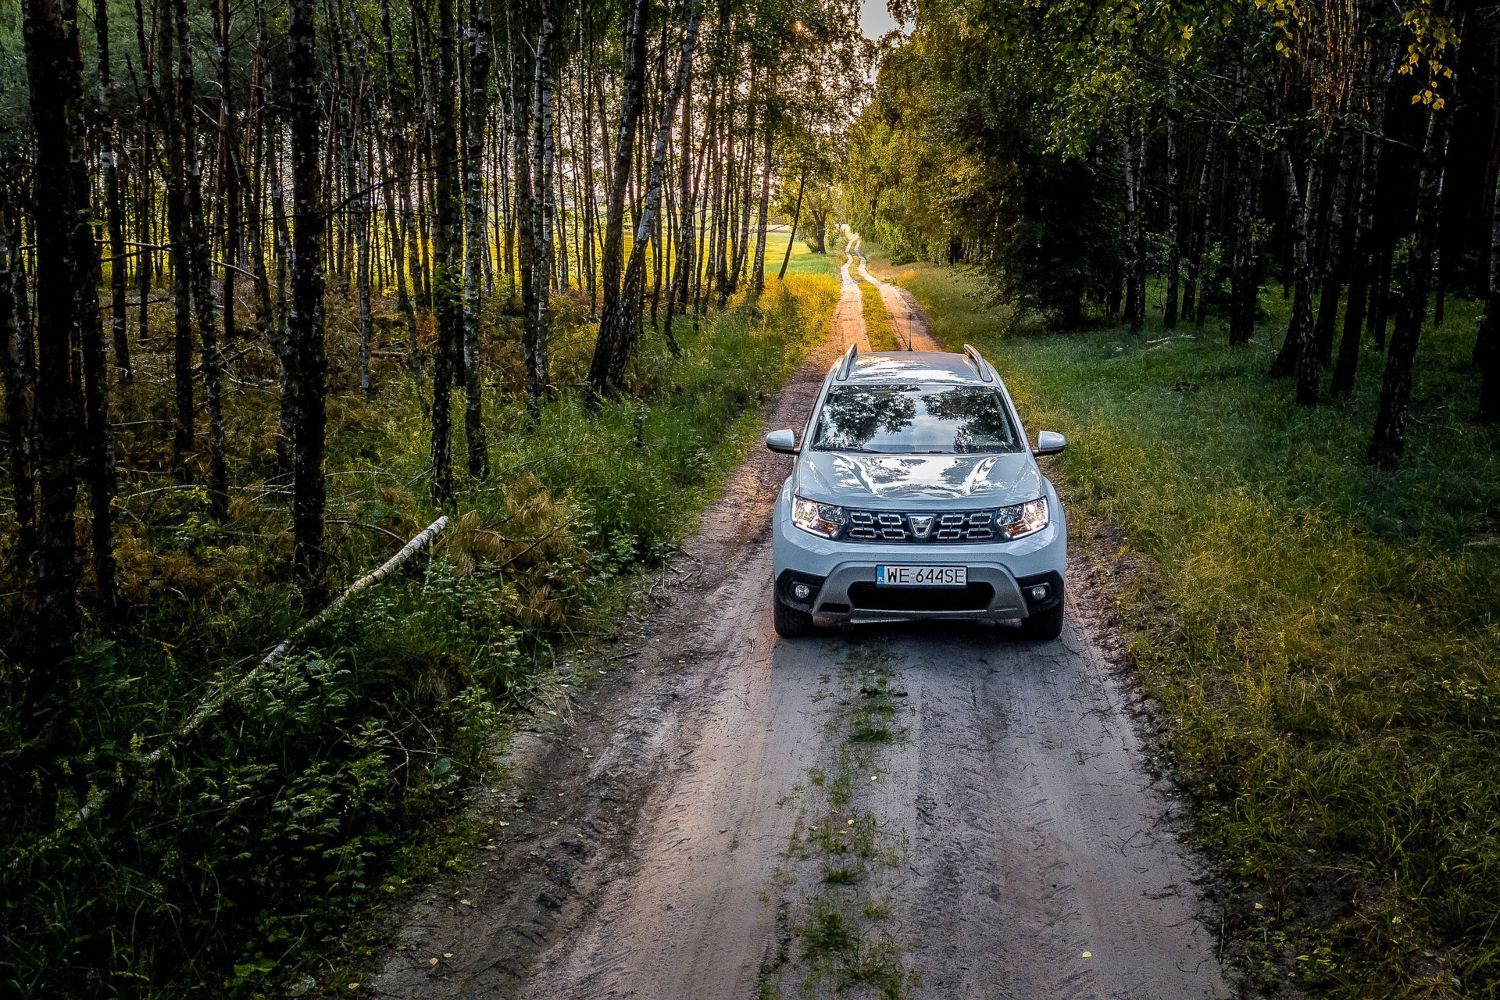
[763,228,839,279]
[855,273,900,351]
[866,249,1500,997]
[767,646,915,1000]
[0,252,840,996]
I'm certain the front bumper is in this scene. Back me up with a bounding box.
[772,484,1067,626]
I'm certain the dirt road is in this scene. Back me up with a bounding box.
[366,240,1232,1000]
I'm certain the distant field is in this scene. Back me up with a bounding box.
[760,227,838,278]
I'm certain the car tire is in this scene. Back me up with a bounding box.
[773,595,815,638]
[1017,599,1064,640]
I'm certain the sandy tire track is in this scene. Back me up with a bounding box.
[847,232,940,353]
[837,233,875,354]
[364,237,1232,1000]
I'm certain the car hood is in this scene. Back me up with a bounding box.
[794,451,1042,507]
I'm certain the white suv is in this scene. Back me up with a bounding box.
[766,344,1068,639]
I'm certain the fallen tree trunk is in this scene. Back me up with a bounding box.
[37,515,450,846]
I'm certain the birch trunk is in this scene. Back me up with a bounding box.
[1331,49,1398,396]
[287,0,328,597]
[1479,141,1500,422]
[1313,131,1357,367]
[462,0,491,477]
[174,0,229,518]
[429,0,462,506]
[778,170,805,281]
[1269,145,1320,406]
[529,10,556,411]
[245,0,276,344]
[96,0,131,378]
[355,92,374,399]
[0,190,35,570]
[663,73,696,351]
[216,0,239,353]
[1181,138,1215,324]
[535,13,556,373]
[587,0,651,403]
[727,69,758,295]
[20,0,87,683]
[751,114,772,297]
[1121,121,1144,334]
[1162,99,1181,329]
[158,8,195,482]
[269,130,296,471]
[602,0,706,388]
[1371,107,1450,463]
[508,3,541,420]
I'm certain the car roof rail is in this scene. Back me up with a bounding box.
[962,344,995,382]
[836,342,859,381]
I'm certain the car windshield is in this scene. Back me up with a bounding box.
[810,383,1022,455]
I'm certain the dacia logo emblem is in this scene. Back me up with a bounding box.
[909,514,934,538]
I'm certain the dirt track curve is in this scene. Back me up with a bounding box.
[364,236,1232,1000]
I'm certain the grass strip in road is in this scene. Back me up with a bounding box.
[761,646,916,1000]
[865,250,1500,998]
[854,269,901,352]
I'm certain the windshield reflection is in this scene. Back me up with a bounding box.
[811,384,1021,454]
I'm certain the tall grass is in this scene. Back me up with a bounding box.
[855,275,899,351]
[869,250,1500,997]
[0,268,839,996]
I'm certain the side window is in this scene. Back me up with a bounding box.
[801,377,832,451]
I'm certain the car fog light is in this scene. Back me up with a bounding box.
[793,583,812,600]
[1029,585,1049,601]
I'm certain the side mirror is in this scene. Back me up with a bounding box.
[765,429,799,454]
[1033,431,1066,456]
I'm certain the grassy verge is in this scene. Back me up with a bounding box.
[865,249,1500,997]
[0,256,839,996]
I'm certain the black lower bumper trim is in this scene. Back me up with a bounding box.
[848,581,996,612]
[1016,571,1065,614]
[776,569,827,612]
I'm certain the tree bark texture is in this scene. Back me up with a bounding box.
[1370,108,1450,464]
[288,0,328,597]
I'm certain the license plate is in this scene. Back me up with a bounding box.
[875,565,967,587]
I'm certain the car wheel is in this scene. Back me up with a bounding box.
[1017,599,1064,640]
[773,595,815,638]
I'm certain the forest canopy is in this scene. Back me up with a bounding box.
[847,0,1498,447]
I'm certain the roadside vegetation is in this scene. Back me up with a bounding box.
[850,0,1499,990]
[2,0,866,991]
[867,248,1500,996]
[1,261,838,996]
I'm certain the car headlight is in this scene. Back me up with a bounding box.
[792,496,846,539]
[997,497,1049,539]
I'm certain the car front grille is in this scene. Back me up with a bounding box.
[844,508,997,543]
